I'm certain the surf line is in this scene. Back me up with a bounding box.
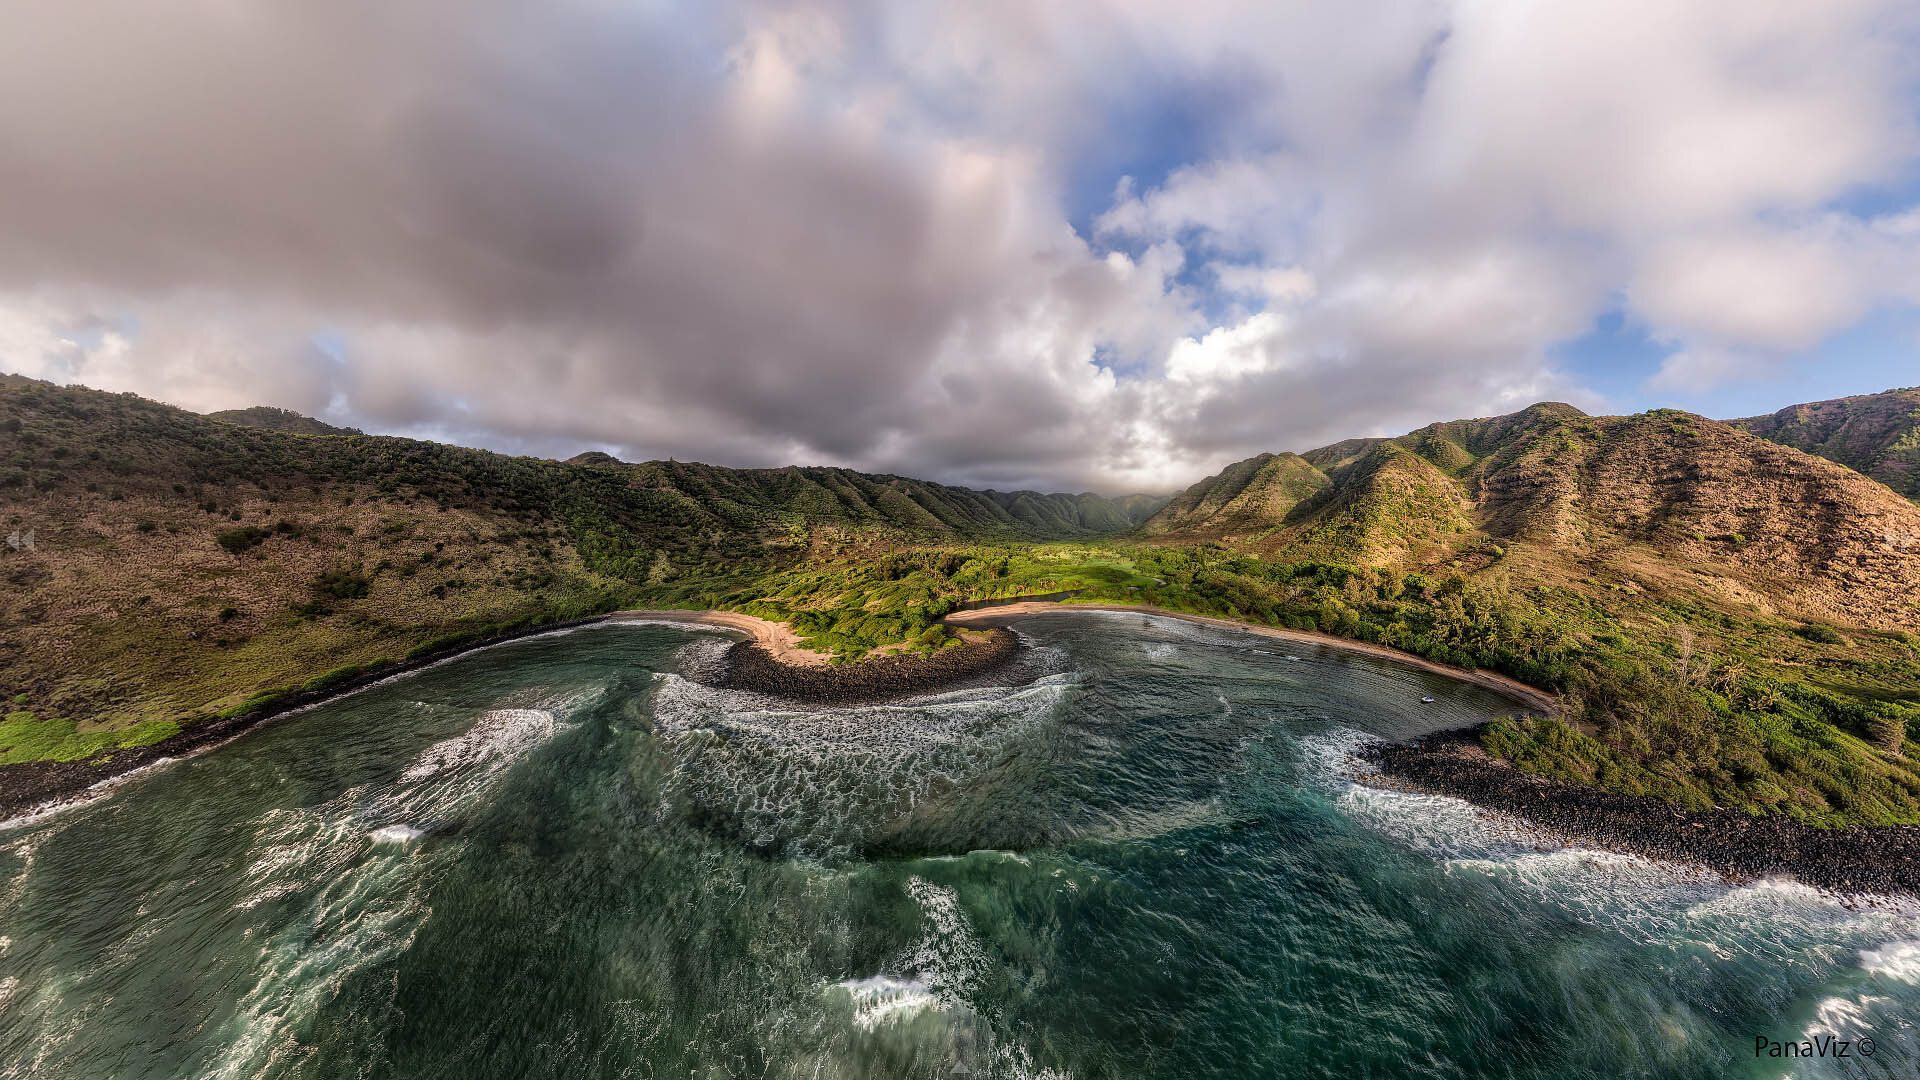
[941,600,1557,717]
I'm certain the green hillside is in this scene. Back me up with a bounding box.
[589,456,1165,537]
[0,378,1160,753]
[206,406,364,437]
[6,376,1920,829]
[1732,387,1920,502]
[1135,403,1920,826]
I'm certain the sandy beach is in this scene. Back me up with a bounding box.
[612,603,1558,716]
[606,609,831,666]
[1,599,1551,824]
[943,601,1558,716]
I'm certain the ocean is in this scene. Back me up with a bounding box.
[1,614,1913,1078]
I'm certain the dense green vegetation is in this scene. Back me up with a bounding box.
[0,376,1168,764]
[206,405,363,437]
[5,374,1920,828]
[626,530,1920,825]
[0,710,180,765]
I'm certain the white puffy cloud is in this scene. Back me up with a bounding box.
[1405,0,1914,233]
[0,0,1915,491]
[1631,227,1873,351]
[1645,347,1784,395]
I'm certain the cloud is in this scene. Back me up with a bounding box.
[0,1,1917,492]
[1646,347,1783,395]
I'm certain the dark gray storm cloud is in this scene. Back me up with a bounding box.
[2,1,1917,491]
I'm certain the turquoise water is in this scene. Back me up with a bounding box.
[1,613,1917,1079]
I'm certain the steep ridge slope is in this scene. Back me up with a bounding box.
[577,457,1167,536]
[1143,402,1920,631]
[1138,452,1330,539]
[1286,443,1475,567]
[1478,409,1920,627]
[1299,437,1383,477]
[0,377,1158,738]
[1732,387,1920,502]
[206,406,363,437]
[1134,402,1920,826]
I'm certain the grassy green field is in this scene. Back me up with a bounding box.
[638,537,1920,827]
[6,375,1920,828]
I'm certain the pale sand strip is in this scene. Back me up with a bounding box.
[606,609,831,666]
[603,603,1557,713]
[943,601,1558,716]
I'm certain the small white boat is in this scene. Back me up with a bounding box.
[1420,696,1435,704]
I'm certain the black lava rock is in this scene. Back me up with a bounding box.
[714,629,1023,705]
[1368,727,1920,899]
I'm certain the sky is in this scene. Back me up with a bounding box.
[2,1,1919,494]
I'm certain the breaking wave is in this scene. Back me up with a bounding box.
[645,671,1078,862]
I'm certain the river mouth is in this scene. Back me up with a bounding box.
[2,616,1916,1079]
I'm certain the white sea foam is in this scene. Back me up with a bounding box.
[201,692,602,1072]
[988,1042,1075,1080]
[0,755,182,834]
[210,693,574,1075]
[1860,939,1920,984]
[1794,994,1884,1066]
[0,837,36,910]
[401,707,558,782]
[1343,776,1920,959]
[1295,726,1383,792]
[1782,992,1920,1080]
[900,876,991,1007]
[368,825,424,846]
[1339,783,1529,859]
[645,672,1075,861]
[832,975,940,1030]
[234,794,369,910]
[209,867,432,1079]
[1302,727,1920,978]
[820,878,991,1040]
[233,695,578,916]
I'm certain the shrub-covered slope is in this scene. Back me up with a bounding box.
[207,406,363,437]
[583,456,1165,537]
[1732,387,1920,502]
[0,378,1156,752]
[1138,452,1329,540]
[1143,403,1920,630]
[1136,402,1920,825]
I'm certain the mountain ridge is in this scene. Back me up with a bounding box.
[1141,402,1920,631]
[1731,386,1920,502]
[5,375,1920,829]
[206,405,364,437]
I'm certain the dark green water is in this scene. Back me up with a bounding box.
[2,613,1917,1079]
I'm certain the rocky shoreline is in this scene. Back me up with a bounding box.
[14,603,1920,902]
[944,602,1556,716]
[0,614,617,824]
[713,628,1023,704]
[1366,726,1920,898]
[0,617,1030,823]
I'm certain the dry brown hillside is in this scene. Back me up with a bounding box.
[1142,404,1920,632]
[0,378,1159,738]
[1732,387,1920,502]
